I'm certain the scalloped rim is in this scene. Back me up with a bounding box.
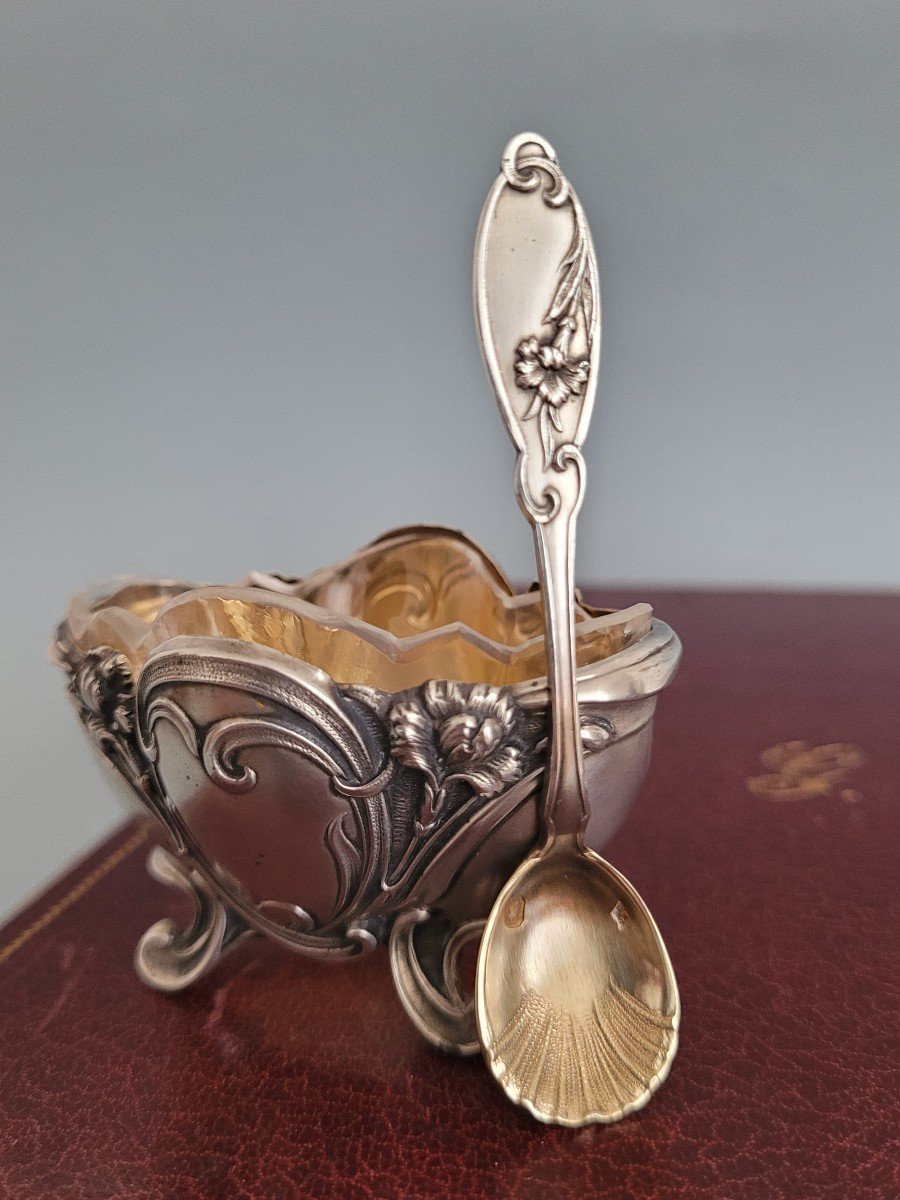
[62,525,674,693]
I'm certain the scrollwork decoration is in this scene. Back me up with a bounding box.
[136,647,394,958]
[135,845,255,992]
[389,909,484,1055]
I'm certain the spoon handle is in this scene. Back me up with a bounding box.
[474,133,600,842]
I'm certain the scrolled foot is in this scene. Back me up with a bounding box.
[134,845,255,992]
[389,908,484,1055]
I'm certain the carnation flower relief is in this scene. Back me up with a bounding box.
[388,681,527,836]
[515,317,590,465]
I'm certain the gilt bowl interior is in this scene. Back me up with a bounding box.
[65,525,652,689]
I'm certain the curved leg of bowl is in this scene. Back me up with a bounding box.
[134,845,256,992]
[389,908,484,1055]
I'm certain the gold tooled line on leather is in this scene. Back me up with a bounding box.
[0,826,148,968]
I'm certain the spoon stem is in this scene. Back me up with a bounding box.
[531,467,589,844]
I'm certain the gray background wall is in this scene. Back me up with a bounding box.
[2,1,898,918]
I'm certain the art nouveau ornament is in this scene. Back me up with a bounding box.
[55,135,681,1122]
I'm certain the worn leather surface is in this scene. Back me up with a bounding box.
[1,591,898,1199]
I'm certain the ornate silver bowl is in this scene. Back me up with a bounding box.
[55,524,680,1051]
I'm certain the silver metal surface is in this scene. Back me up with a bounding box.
[474,134,680,1124]
[475,130,598,840]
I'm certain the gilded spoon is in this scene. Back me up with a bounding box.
[473,133,679,1126]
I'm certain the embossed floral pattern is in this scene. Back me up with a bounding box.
[389,681,525,835]
[55,634,148,800]
[515,318,589,465]
[516,331,588,413]
[73,648,135,737]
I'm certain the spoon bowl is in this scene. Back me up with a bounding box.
[476,845,679,1125]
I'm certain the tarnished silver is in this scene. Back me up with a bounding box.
[474,134,680,1125]
[53,133,682,1079]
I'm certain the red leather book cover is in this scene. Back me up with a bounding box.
[1,591,897,1199]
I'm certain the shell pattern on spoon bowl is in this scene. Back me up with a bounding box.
[474,133,679,1126]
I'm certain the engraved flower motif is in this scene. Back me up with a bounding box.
[389,681,525,835]
[516,325,588,415]
[514,318,589,464]
[73,648,135,736]
[56,637,147,796]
